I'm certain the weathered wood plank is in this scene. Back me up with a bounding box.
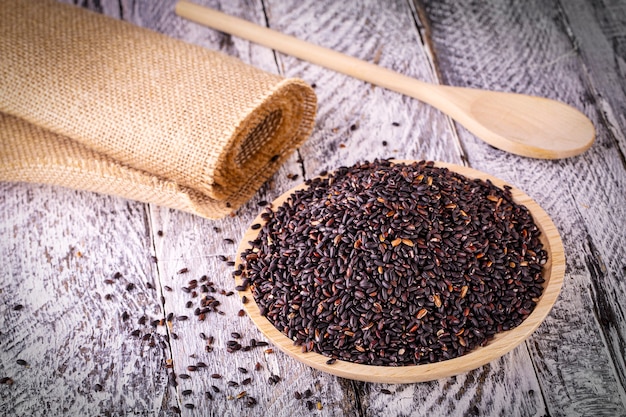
[145,0,360,415]
[0,183,169,416]
[416,0,626,415]
[262,0,465,174]
[360,345,544,416]
[560,0,626,156]
[148,207,359,416]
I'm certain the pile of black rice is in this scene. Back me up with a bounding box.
[237,160,547,366]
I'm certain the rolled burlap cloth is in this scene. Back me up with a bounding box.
[0,0,317,219]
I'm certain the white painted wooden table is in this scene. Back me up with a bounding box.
[1,0,625,416]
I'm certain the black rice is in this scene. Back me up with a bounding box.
[239,160,547,365]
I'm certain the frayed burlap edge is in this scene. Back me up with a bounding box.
[211,78,318,205]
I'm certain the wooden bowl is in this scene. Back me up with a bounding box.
[234,161,565,383]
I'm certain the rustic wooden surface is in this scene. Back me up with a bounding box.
[1,0,624,416]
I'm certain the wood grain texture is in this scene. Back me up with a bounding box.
[417,0,626,415]
[149,0,363,415]
[1,0,624,416]
[147,207,358,416]
[262,0,466,173]
[560,0,626,156]
[0,183,169,416]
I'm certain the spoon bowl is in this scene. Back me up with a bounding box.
[435,85,595,158]
[176,1,595,159]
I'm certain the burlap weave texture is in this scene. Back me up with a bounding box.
[0,0,317,218]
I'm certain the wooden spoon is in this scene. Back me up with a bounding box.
[175,1,595,159]
[232,161,565,383]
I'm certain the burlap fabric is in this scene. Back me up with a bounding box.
[0,0,317,219]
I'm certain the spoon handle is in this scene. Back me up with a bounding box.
[175,1,595,159]
[175,1,442,104]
